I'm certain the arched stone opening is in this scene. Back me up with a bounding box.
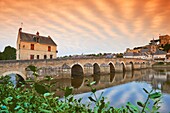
[121,62,126,72]
[130,61,134,70]
[109,63,115,73]
[71,64,83,77]
[2,71,26,80]
[93,63,100,74]
[2,72,25,87]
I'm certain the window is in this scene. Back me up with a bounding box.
[50,55,53,59]
[44,55,47,59]
[48,46,51,52]
[30,55,34,60]
[31,44,34,50]
[36,37,40,43]
[37,55,39,59]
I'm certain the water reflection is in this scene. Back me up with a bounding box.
[110,73,115,83]
[72,68,170,113]
[5,68,170,112]
[71,76,84,89]
[7,74,24,87]
[93,74,100,85]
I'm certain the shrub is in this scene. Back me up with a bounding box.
[0,75,162,113]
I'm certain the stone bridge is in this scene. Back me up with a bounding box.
[0,57,153,80]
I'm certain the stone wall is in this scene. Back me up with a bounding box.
[0,58,153,80]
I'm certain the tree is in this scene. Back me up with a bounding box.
[116,53,123,58]
[0,46,16,60]
[0,52,2,60]
[163,44,170,52]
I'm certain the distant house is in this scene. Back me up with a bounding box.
[133,53,145,59]
[153,50,166,61]
[123,52,134,58]
[16,28,57,60]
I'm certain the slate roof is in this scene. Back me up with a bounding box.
[133,53,142,56]
[153,50,167,55]
[141,49,149,53]
[19,31,57,46]
[124,52,133,56]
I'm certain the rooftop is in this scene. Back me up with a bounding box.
[19,28,57,46]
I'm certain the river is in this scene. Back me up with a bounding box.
[9,68,170,112]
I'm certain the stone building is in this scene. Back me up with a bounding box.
[159,35,170,46]
[16,28,57,60]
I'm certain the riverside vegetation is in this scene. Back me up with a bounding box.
[0,65,162,113]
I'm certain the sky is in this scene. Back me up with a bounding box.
[0,0,170,56]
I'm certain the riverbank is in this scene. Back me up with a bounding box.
[152,62,170,68]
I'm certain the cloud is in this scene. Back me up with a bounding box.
[1,0,170,55]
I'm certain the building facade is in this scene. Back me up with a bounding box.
[16,28,57,60]
[159,35,170,46]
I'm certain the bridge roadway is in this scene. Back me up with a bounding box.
[0,57,153,80]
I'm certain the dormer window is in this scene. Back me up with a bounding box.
[33,36,40,43]
[36,37,40,43]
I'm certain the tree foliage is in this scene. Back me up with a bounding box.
[0,74,162,112]
[163,44,170,52]
[116,53,123,58]
[0,46,16,60]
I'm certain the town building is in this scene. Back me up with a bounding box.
[16,28,57,60]
[153,50,167,61]
[123,38,166,61]
[159,35,170,46]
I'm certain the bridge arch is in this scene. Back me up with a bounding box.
[129,61,134,70]
[108,62,115,73]
[2,71,26,80]
[93,63,100,74]
[120,61,126,72]
[71,64,83,76]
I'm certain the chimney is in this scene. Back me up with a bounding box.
[19,28,22,32]
[36,31,39,36]
[48,36,51,38]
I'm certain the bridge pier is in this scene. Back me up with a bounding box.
[100,64,110,74]
[125,63,133,71]
[133,63,141,70]
[141,63,147,69]
[146,62,152,68]
[84,67,93,76]
[115,62,125,73]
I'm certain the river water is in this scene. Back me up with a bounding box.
[10,68,170,112]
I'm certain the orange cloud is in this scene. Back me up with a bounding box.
[1,0,170,55]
